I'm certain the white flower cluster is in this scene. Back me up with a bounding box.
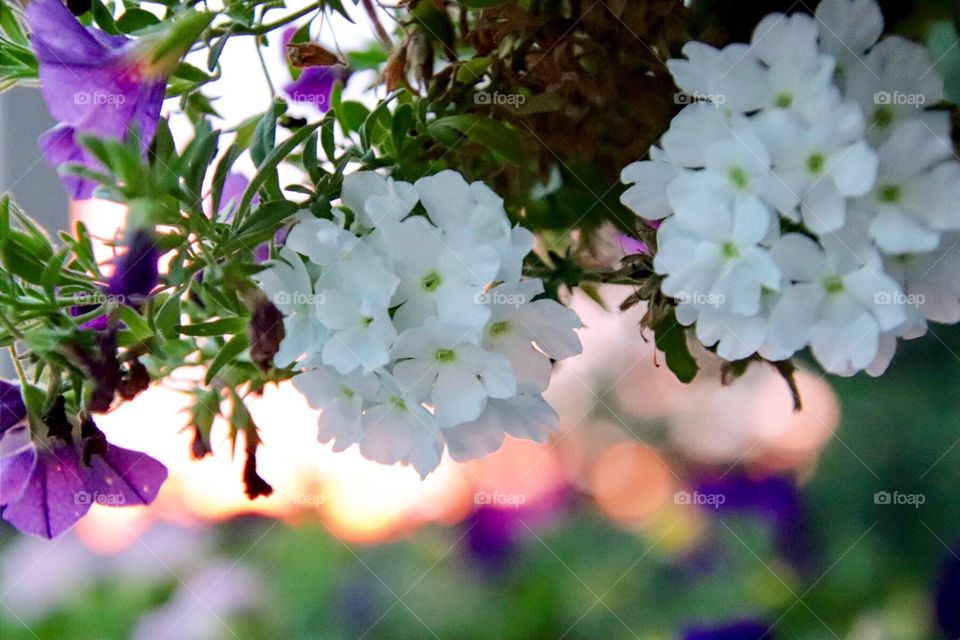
[255,170,582,477]
[621,0,960,376]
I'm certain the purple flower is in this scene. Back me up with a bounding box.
[108,229,159,299]
[695,473,809,566]
[618,233,650,256]
[935,546,960,638]
[28,0,168,199]
[281,27,347,113]
[0,383,167,539]
[284,66,346,112]
[683,620,772,640]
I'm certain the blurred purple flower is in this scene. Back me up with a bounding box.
[695,473,810,568]
[281,27,347,113]
[0,383,167,539]
[684,620,772,640]
[935,546,960,638]
[618,234,650,256]
[28,0,168,199]
[108,229,159,299]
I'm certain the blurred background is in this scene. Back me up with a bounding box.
[2,1,960,638]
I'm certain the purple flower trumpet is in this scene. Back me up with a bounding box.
[0,382,167,539]
[28,0,211,199]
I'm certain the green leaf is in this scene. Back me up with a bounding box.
[118,306,154,343]
[0,3,29,47]
[210,142,242,216]
[41,247,70,301]
[458,0,507,6]
[117,8,161,33]
[155,292,183,339]
[177,317,248,337]
[428,114,533,165]
[91,0,121,35]
[652,310,698,383]
[205,333,250,385]
[237,199,299,236]
[346,46,388,71]
[207,34,229,72]
[391,103,415,152]
[237,122,321,220]
[251,108,279,168]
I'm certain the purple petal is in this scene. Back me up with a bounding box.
[0,380,26,433]
[27,0,115,65]
[284,66,343,112]
[618,234,650,256]
[0,426,37,505]
[108,230,159,298]
[38,125,96,199]
[83,444,168,506]
[1,442,91,539]
[684,621,772,640]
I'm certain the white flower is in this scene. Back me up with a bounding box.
[666,42,769,114]
[666,125,772,222]
[620,160,677,220]
[884,234,960,327]
[383,215,499,331]
[414,170,532,282]
[360,373,442,479]
[654,103,733,168]
[481,279,583,392]
[267,170,581,477]
[655,198,780,317]
[858,120,960,254]
[443,392,559,462]
[392,318,516,428]
[768,234,906,374]
[844,37,945,141]
[677,289,792,362]
[315,289,397,374]
[253,248,328,367]
[341,171,418,228]
[294,363,379,452]
[814,0,883,74]
[750,12,839,115]
[753,105,878,233]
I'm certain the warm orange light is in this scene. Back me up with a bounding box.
[590,442,674,526]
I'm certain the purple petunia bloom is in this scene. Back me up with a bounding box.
[28,0,168,199]
[281,27,347,113]
[695,473,810,567]
[0,382,168,539]
[108,229,159,299]
[683,620,772,640]
[935,545,960,638]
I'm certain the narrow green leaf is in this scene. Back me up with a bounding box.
[652,310,698,383]
[205,333,250,385]
[177,317,248,336]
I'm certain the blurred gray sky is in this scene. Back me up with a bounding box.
[0,87,68,377]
